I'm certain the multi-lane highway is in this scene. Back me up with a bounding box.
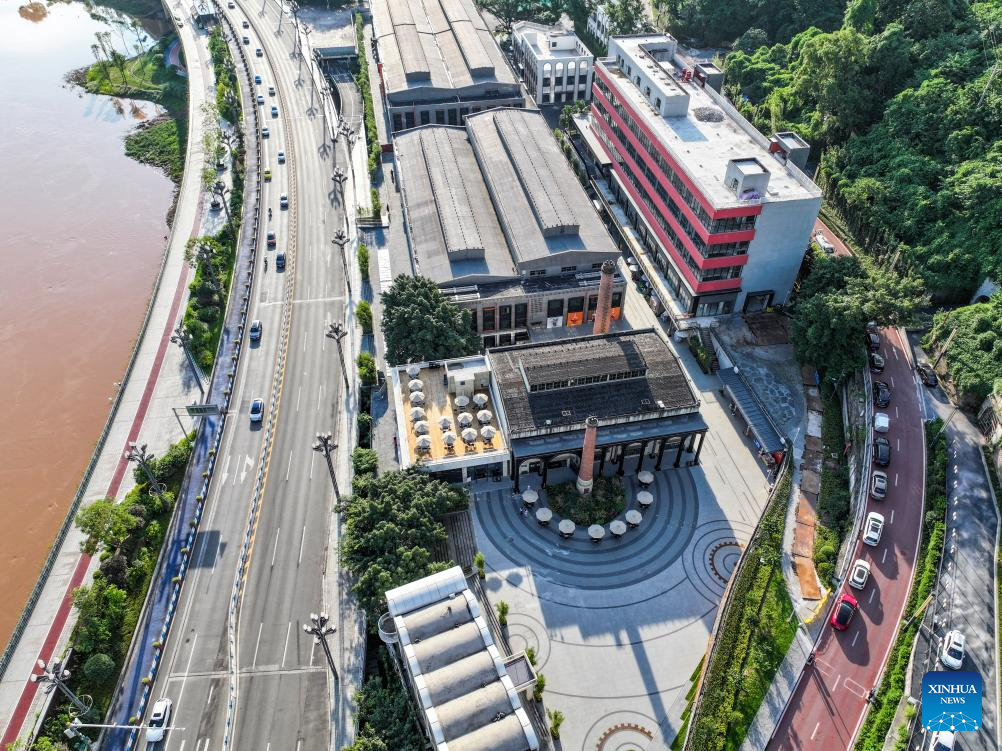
[768,326,925,748]
[130,3,354,748]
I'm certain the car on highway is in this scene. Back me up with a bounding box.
[930,730,956,750]
[848,559,871,590]
[263,169,272,181]
[874,412,889,433]
[277,150,285,163]
[227,0,234,6]
[249,319,262,341]
[261,127,269,138]
[940,630,966,669]
[917,363,938,387]
[268,85,275,96]
[267,230,276,246]
[249,398,264,422]
[271,105,278,117]
[242,35,249,44]
[869,352,885,373]
[874,380,891,407]
[256,47,263,56]
[866,332,881,352]
[830,591,858,631]
[279,193,288,209]
[871,470,887,500]
[276,251,286,270]
[145,697,172,743]
[874,436,891,467]
[863,512,884,546]
[255,74,262,85]
[256,94,264,105]
[242,19,249,27]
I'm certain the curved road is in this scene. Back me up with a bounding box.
[768,326,925,749]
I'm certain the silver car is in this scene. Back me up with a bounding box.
[871,471,887,500]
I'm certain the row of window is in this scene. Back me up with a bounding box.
[473,303,527,333]
[528,368,645,392]
[594,75,758,235]
[541,75,589,87]
[392,102,521,131]
[540,90,587,104]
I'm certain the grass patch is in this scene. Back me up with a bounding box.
[813,387,851,584]
[547,476,625,526]
[81,41,187,114]
[125,115,185,182]
[854,420,948,749]
[686,467,795,750]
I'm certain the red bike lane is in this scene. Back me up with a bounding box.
[768,327,926,749]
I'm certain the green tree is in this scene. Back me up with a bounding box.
[735,27,769,51]
[606,0,647,33]
[357,300,374,333]
[76,498,139,555]
[357,352,378,386]
[381,275,479,364]
[82,652,117,684]
[352,447,379,476]
[71,577,127,656]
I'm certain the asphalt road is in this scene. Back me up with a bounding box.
[139,3,349,749]
[768,327,926,749]
[909,341,999,751]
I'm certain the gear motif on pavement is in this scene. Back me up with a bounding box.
[709,540,742,584]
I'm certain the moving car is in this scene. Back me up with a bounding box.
[848,559,871,589]
[242,35,249,44]
[940,630,966,670]
[268,85,275,96]
[874,380,891,407]
[249,319,262,341]
[254,74,262,85]
[271,105,278,117]
[227,0,234,6]
[863,512,885,546]
[814,232,835,254]
[871,470,887,500]
[146,697,172,743]
[874,412,889,433]
[277,150,285,163]
[263,169,272,181]
[266,230,276,247]
[249,398,264,422]
[279,193,288,209]
[276,251,286,270]
[866,332,881,352]
[830,591,858,631]
[242,19,249,27]
[930,730,956,751]
[869,352,885,373]
[874,436,891,467]
[256,47,263,57]
[256,94,264,105]
[261,127,269,138]
[917,363,938,387]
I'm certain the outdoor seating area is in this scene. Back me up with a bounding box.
[520,482,658,543]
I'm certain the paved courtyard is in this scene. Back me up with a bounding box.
[471,358,773,749]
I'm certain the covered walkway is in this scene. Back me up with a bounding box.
[717,366,786,466]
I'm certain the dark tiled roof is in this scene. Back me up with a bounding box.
[490,329,700,434]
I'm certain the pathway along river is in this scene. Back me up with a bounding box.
[0,1,175,647]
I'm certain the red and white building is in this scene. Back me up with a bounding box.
[586,34,822,320]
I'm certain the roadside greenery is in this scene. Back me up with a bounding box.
[813,388,851,583]
[341,650,424,751]
[354,13,381,178]
[381,275,480,364]
[342,469,469,626]
[687,466,796,749]
[983,444,1002,726]
[547,477,625,526]
[855,420,948,749]
[31,435,193,749]
[924,295,1002,403]
[125,116,185,182]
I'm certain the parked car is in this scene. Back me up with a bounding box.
[874,437,891,466]
[277,150,285,163]
[814,232,835,254]
[866,332,881,352]
[863,512,885,546]
[874,380,891,407]
[874,412,890,433]
[279,193,288,209]
[871,470,887,500]
[848,559,871,590]
[267,230,276,247]
[869,352,885,373]
[275,251,286,270]
[145,697,172,743]
[830,591,858,631]
[249,398,264,422]
[931,730,956,751]
[249,319,262,341]
[271,105,278,117]
[940,630,966,670]
[917,363,938,387]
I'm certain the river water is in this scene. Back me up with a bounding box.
[0,1,175,647]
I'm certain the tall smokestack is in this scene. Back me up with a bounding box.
[576,416,599,494]
[593,260,615,335]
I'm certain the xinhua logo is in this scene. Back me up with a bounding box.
[922,671,983,733]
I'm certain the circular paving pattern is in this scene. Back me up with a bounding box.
[583,709,662,751]
[502,612,552,669]
[683,519,755,604]
[709,540,743,584]
[475,470,700,591]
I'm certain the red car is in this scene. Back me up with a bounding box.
[830,592,858,631]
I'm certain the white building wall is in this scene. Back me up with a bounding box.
[511,24,594,107]
[587,4,611,45]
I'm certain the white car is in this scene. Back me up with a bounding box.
[874,412,890,433]
[249,398,264,423]
[145,697,172,742]
[940,630,965,670]
[256,94,264,105]
[815,232,835,254]
[930,730,956,750]
[863,512,884,546]
[848,559,871,590]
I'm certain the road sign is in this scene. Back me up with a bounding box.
[185,404,221,417]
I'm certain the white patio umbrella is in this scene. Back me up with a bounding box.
[406,364,421,378]
[413,421,429,435]
[443,431,457,446]
[477,409,493,424]
[409,406,426,421]
[454,395,470,408]
[458,412,474,427]
[522,487,539,503]
[461,428,478,444]
[415,435,432,451]
[480,425,497,441]
[438,415,453,430]
[473,393,489,407]
[409,391,425,405]
[408,379,424,392]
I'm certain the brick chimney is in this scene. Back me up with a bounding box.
[593,260,615,335]
[576,416,599,494]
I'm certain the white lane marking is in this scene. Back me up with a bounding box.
[869,588,876,604]
[303,330,307,352]
[252,621,264,667]
[292,295,344,305]
[285,448,294,481]
[309,450,316,480]
[882,548,888,563]
[310,635,317,666]
[897,438,901,451]
[890,509,895,524]
[220,454,231,485]
[893,348,899,360]
[895,406,899,418]
[894,473,899,487]
[831,675,842,692]
[271,527,281,568]
[206,683,214,707]
[811,723,820,741]
[297,741,302,751]
[851,631,860,647]
[179,742,186,751]
[890,376,895,387]
[281,621,292,667]
[296,385,302,411]
[298,524,307,565]
[240,454,253,484]
[317,383,323,411]
[173,632,199,735]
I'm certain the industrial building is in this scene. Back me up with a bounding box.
[510,21,593,106]
[392,107,626,347]
[583,34,822,323]
[370,0,523,131]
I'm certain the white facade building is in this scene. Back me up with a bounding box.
[511,21,593,106]
[586,3,612,46]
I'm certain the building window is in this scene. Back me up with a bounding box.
[483,335,497,349]
[499,333,512,345]
[435,110,445,124]
[514,303,528,328]
[547,298,564,318]
[560,265,576,272]
[579,73,588,84]
[420,110,430,125]
[529,269,546,277]
[460,107,470,121]
[448,109,458,125]
[499,305,512,330]
[555,92,563,103]
[612,291,623,307]
[482,307,496,332]
[392,113,403,131]
[555,76,563,86]
[542,77,551,87]
[568,296,584,314]
[405,112,415,129]
[541,93,550,103]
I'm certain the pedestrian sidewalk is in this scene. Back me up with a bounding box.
[0,15,214,747]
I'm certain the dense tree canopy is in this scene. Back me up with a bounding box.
[380,275,480,365]
[924,294,1002,402]
[76,498,140,555]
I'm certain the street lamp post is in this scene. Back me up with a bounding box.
[312,432,341,504]
[170,322,206,399]
[303,612,338,680]
[31,659,93,717]
[325,321,350,391]
[125,442,168,497]
[331,229,352,298]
